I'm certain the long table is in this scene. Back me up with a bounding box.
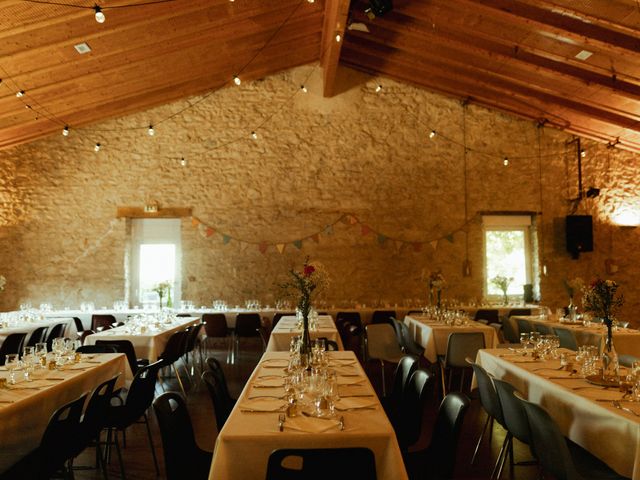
[266,315,344,352]
[0,353,127,473]
[404,314,499,362]
[477,348,640,479]
[209,351,408,479]
[0,317,73,345]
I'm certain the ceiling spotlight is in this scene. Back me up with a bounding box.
[375,84,382,93]
[62,126,69,136]
[94,142,101,152]
[429,130,436,139]
[300,85,307,93]
[251,131,258,140]
[233,75,241,86]
[94,5,105,23]
[180,157,187,167]
[307,0,315,3]
[586,187,600,198]
[365,0,393,19]
[503,157,509,166]
[148,125,155,136]
[16,90,24,98]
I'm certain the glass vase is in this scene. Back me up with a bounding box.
[602,321,620,383]
[167,289,173,308]
[299,311,313,358]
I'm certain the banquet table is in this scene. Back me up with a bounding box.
[457,304,543,318]
[510,315,640,356]
[0,316,73,345]
[476,348,640,479]
[209,350,408,480]
[404,314,499,362]
[84,316,201,362]
[266,315,344,352]
[0,352,127,473]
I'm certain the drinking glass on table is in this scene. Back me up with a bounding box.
[35,342,48,367]
[520,333,531,350]
[323,370,339,416]
[5,354,20,384]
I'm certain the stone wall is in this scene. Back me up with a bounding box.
[0,65,638,325]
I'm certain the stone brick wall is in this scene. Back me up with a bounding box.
[0,65,638,325]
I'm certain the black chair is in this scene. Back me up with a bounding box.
[395,369,435,453]
[202,369,235,431]
[0,333,27,365]
[77,345,118,354]
[183,322,205,377]
[335,311,362,329]
[153,392,213,480]
[554,327,579,351]
[371,310,396,328]
[266,447,377,480]
[342,323,365,362]
[158,330,190,397]
[508,309,532,318]
[501,317,520,343]
[91,314,116,331]
[206,357,236,406]
[257,326,270,352]
[392,318,425,357]
[534,322,554,335]
[72,317,86,336]
[202,313,230,360]
[439,332,485,395]
[517,392,629,480]
[619,354,640,368]
[515,318,533,336]
[382,355,419,424]
[272,312,295,329]
[406,392,471,480]
[95,339,149,376]
[475,309,499,323]
[45,322,68,350]
[316,337,339,351]
[103,360,163,479]
[25,327,48,347]
[233,313,261,362]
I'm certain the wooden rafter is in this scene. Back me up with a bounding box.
[320,0,351,97]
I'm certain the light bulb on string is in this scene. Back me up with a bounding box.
[375,84,382,93]
[233,75,241,86]
[580,149,586,158]
[429,130,436,139]
[180,157,187,167]
[503,157,509,166]
[300,85,307,93]
[148,125,155,136]
[16,90,24,98]
[94,143,101,152]
[62,126,69,136]
[307,0,314,3]
[251,131,258,140]
[335,33,341,42]
[94,6,105,23]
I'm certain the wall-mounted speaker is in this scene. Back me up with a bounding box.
[566,215,593,259]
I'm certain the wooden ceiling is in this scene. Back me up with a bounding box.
[2,0,640,152]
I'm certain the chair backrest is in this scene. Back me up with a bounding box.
[365,323,403,361]
[235,313,261,337]
[0,333,28,365]
[206,357,234,405]
[515,318,533,335]
[389,355,419,406]
[501,317,520,343]
[45,322,68,350]
[95,339,141,374]
[426,392,471,479]
[266,447,377,480]
[618,320,630,328]
[272,312,295,329]
[444,332,485,368]
[202,370,232,431]
[534,322,554,335]
[120,360,163,425]
[257,326,270,351]
[185,323,204,353]
[371,310,396,327]
[508,309,532,318]
[619,354,640,368]
[393,318,425,357]
[340,323,363,361]
[553,327,578,351]
[26,326,49,347]
[396,369,434,451]
[469,361,504,425]
[78,375,118,454]
[335,312,362,328]
[517,393,582,480]
[77,344,118,354]
[202,313,228,337]
[153,392,204,479]
[72,317,85,333]
[492,378,531,446]
[91,314,116,331]
[160,330,189,364]
[474,309,499,323]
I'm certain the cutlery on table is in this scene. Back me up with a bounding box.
[339,416,345,430]
[278,413,285,431]
[340,394,374,398]
[248,395,284,399]
[612,400,640,417]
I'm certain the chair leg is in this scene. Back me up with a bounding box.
[496,434,512,480]
[439,363,447,397]
[172,363,188,397]
[114,431,126,480]
[460,369,466,392]
[490,433,510,480]
[471,414,491,464]
[143,412,160,475]
[379,360,387,397]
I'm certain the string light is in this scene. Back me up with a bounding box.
[180,157,187,166]
[503,157,509,166]
[300,85,307,93]
[94,142,101,152]
[251,131,258,140]
[233,75,241,86]
[429,130,437,139]
[375,84,382,93]
[307,0,315,3]
[62,126,69,136]
[93,5,105,23]
[580,149,586,158]
[16,90,24,98]
[335,33,341,42]
[148,125,155,136]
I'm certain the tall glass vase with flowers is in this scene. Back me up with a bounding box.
[153,281,172,309]
[281,258,329,359]
[428,272,446,309]
[491,275,513,306]
[582,279,624,382]
[563,277,584,320]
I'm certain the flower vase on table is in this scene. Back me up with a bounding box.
[602,319,619,382]
[428,272,446,310]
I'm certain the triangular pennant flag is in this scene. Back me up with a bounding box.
[239,241,250,252]
[445,234,455,243]
[340,216,351,225]
[259,242,268,254]
[361,225,372,236]
[198,224,207,237]
[413,243,423,253]
[324,225,334,235]
[377,234,387,245]
[276,243,286,254]
[430,240,438,250]
[348,215,358,225]
[394,240,403,252]
[293,240,303,250]
[191,217,201,227]
[222,234,231,245]
[311,233,320,243]
[205,227,215,237]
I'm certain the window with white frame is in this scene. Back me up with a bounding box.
[483,215,533,299]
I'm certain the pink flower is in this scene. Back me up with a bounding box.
[303,265,315,277]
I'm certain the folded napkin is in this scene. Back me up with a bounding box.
[335,397,377,411]
[261,359,289,368]
[239,398,286,412]
[337,377,364,386]
[285,415,341,433]
[253,377,285,388]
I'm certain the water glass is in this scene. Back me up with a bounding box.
[35,342,48,367]
[5,354,19,384]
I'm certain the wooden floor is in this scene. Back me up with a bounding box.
[73,339,541,479]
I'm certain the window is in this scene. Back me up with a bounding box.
[129,219,181,308]
[483,215,533,299]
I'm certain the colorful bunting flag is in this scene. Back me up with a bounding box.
[222,234,231,245]
[311,233,320,243]
[205,227,215,237]
[259,242,268,254]
[430,240,438,250]
[324,225,334,235]
[377,234,387,245]
[348,215,358,225]
[293,240,303,250]
[413,243,423,253]
[361,225,372,236]
[191,217,200,227]
[276,243,286,254]
[445,234,455,243]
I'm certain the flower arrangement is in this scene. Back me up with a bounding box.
[491,275,513,304]
[563,277,584,302]
[153,281,173,308]
[0,275,5,292]
[582,279,623,325]
[428,271,446,308]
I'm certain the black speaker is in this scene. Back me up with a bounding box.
[368,0,393,16]
[566,215,593,258]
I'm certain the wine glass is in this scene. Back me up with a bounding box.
[5,354,19,384]
[35,342,48,368]
[323,370,340,416]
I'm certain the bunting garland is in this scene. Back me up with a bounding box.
[189,212,478,255]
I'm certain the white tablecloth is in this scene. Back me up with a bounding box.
[404,315,499,362]
[476,348,640,479]
[209,351,408,480]
[0,353,127,473]
[84,316,200,361]
[266,315,344,352]
[0,317,72,345]
[457,305,543,317]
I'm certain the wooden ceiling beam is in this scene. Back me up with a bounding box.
[454,0,640,57]
[320,0,351,97]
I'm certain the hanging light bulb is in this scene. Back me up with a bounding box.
[233,75,241,86]
[580,149,586,158]
[94,5,105,23]
[429,130,436,139]
[94,143,101,152]
[335,33,342,42]
[180,157,187,167]
[62,126,69,136]
[251,131,258,140]
[300,85,307,93]
[16,90,24,98]
[503,156,509,166]
[307,0,315,3]
[375,84,382,93]
[148,125,155,136]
